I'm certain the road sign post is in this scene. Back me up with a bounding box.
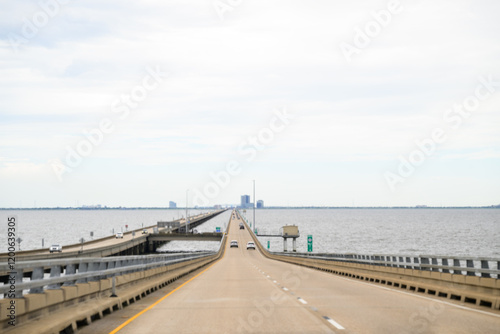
[307,235,313,252]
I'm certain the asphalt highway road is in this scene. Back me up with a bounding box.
[81,211,500,333]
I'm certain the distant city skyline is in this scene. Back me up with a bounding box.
[240,195,251,209]
[1,1,499,208]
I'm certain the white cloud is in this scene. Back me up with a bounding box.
[1,0,499,206]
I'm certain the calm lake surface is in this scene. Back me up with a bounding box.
[1,208,499,258]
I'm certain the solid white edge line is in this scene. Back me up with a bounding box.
[324,316,345,330]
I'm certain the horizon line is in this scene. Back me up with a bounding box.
[1,205,499,210]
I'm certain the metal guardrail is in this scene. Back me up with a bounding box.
[0,252,215,298]
[274,252,500,279]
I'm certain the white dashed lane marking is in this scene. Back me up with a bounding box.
[256,266,346,331]
[323,316,345,330]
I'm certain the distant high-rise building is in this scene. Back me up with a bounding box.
[257,200,264,209]
[241,195,250,208]
[169,201,177,208]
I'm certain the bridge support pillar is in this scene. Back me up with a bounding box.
[292,238,297,252]
[283,238,287,252]
[110,276,118,297]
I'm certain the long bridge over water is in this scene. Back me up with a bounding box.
[1,209,499,333]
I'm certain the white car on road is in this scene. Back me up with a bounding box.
[49,244,62,253]
[116,232,124,239]
[246,242,256,250]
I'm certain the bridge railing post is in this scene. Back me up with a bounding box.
[413,257,420,270]
[466,259,475,276]
[63,264,77,286]
[88,262,100,281]
[15,269,24,298]
[421,257,430,271]
[76,262,88,283]
[134,258,140,273]
[442,258,450,273]
[453,259,462,275]
[47,265,62,289]
[431,258,439,272]
[480,260,491,278]
[106,261,115,279]
[98,262,107,280]
[29,267,44,294]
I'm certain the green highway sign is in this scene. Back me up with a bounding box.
[307,235,313,252]
[267,240,270,249]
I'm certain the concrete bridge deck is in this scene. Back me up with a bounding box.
[74,211,500,334]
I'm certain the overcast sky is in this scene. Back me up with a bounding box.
[1,0,499,208]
